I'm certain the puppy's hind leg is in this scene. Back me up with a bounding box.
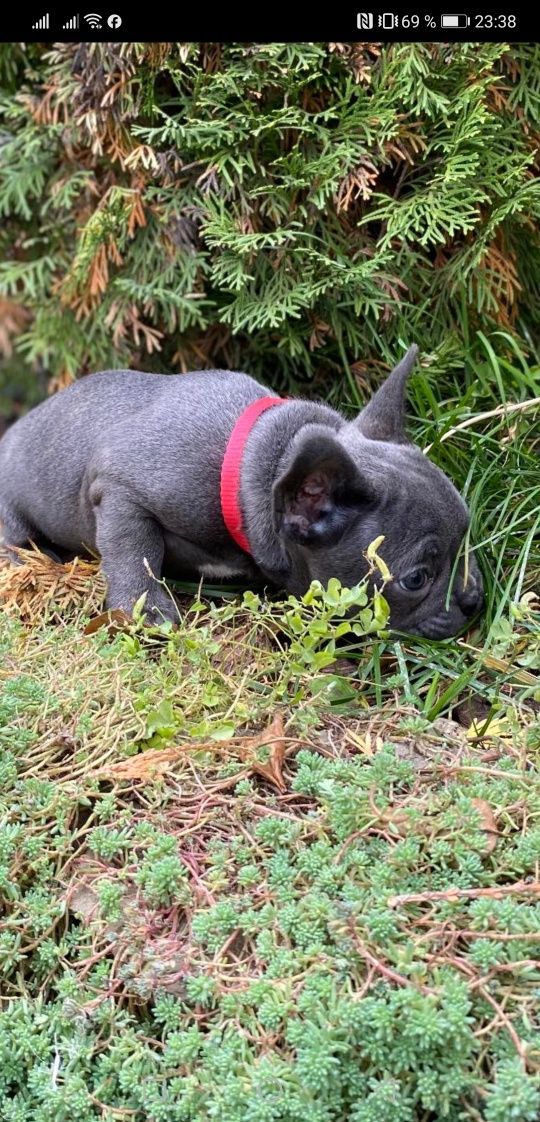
[93,489,178,625]
[0,504,35,563]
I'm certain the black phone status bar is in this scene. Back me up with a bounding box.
[4,9,536,43]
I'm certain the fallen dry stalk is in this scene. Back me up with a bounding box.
[388,879,540,909]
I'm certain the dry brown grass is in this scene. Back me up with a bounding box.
[0,544,106,622]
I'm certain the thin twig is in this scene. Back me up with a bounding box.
[346,923,435,995]
[424,396,540,452]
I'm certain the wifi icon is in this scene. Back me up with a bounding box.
[84,12,102,26]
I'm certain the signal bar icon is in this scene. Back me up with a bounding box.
[32,12,49,27]
[63,13,79,26]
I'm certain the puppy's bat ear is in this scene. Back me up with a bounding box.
[272,429,376,546]
[355,344,418,443]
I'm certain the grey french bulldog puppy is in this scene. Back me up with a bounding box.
[0,345,483,637]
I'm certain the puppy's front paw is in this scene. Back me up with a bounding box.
[106,586,179,628]
[144,595,179,628]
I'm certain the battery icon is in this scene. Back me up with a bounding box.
[379,12,396,27]
[441,13,470,26]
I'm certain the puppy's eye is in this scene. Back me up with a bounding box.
[399,567,430,592]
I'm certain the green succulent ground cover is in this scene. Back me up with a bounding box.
[0,391,539,1119]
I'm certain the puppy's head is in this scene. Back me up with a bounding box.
[273,346,484,638]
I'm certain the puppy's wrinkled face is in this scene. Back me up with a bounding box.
[273,346,484,639]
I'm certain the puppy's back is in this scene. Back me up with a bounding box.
[0,370,171,548]
[0,367,269,551]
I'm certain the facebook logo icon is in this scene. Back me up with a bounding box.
[107,13,122,26]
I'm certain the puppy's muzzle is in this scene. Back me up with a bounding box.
[456,561,484,619]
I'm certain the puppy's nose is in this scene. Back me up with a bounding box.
[457,572,484,617]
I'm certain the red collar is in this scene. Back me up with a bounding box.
[220,396,285,554]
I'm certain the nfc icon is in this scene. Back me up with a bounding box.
[356,11,374,27]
